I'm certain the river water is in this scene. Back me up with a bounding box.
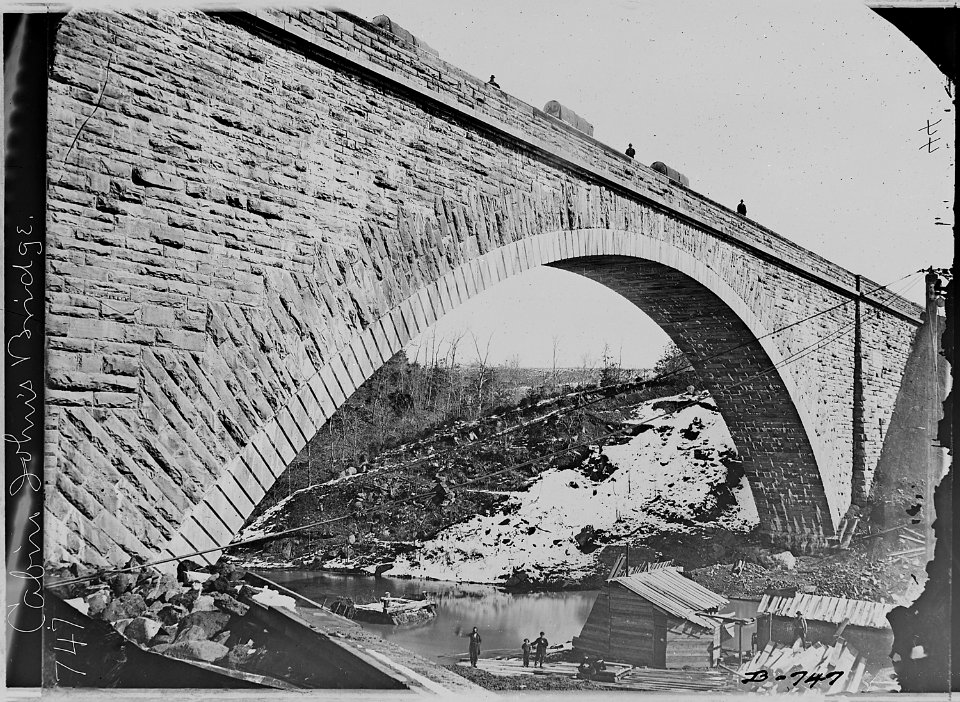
[253,569,760,663]
[253,570,598,662]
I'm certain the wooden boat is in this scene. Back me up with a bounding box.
[330,596,437,626]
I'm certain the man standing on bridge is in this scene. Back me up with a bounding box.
[737,199,747,216]
[625,143,636,159]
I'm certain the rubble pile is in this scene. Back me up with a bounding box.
[52,560,283,671]
[689,544,925,603]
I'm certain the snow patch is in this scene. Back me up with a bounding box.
[390,392,759,584]
[250,587,297,611]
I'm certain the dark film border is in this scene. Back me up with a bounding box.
[4,11,49,688]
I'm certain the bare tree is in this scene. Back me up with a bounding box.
[470,331,495,419]
[445,330,464,369]
[578,351,594,387]
[503,353,523,391]
[551,334,562,387]
[444,330,465,417]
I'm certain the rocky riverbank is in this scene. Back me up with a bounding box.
[50,560,312,683]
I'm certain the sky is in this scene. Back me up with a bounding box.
[326,0,953,368]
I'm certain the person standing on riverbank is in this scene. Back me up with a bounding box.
[793,611,807,648]
[467,627,482,667]
[521,638,531,667]
[534,631,549,667]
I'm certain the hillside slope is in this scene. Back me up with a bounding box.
[386,392,758,584]
[232,388,758,586]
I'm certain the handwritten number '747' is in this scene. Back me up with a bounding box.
[741,669,845,687]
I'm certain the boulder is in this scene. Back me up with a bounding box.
[47,566,86,599]
[202,575,234,594]
[103,592,147,622]
[86,590,111,618]
[174,610,231,642]
[137,566,162,585]
[109,573,139,598]
[169,588,199,611]
[212,630,231,646]
[176,559,204,584]
[145,572,182,603]
[155,603,187,626]
[149,625,178,647]
[124,617,162,646]
[192,594,218,612]
[184,571,212,585]
[770,551,797,571]
[220,643,260,669]
[162,640,229,663]
[213,593,249,617]
[212,561,242,581]
[112,618,135,636]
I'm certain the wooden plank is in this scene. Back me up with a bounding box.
[846,656,867,693]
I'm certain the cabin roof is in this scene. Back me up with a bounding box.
[758,593,893,629]
[613,569,727,629]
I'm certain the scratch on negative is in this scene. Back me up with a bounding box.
[61,49,115,167]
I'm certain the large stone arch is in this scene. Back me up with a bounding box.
[47,10,926,572]
[159,229,843,565]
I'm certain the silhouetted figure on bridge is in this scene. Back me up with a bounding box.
[737,199,747,216]
[625,143,636,158]
[487,75,500,89]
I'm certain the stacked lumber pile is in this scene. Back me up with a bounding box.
[615,666,739,692]
[738,641,868,694]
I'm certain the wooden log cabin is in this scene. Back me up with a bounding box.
[573,568,728,669]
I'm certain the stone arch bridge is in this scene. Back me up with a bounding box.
[44,9,932,568]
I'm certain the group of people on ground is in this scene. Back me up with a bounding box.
[522,632,550,668]
[464,628,549,668]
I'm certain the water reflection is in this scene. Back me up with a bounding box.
[254,571,760,662]
[254,570,598,662]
